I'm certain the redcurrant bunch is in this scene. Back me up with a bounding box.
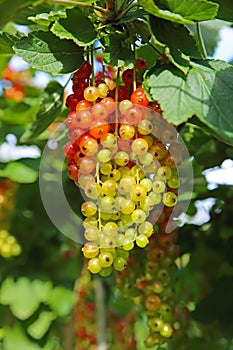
[64,60,182,279]
[74,267,97,349]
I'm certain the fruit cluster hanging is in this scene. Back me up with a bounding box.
[64,58,182,278]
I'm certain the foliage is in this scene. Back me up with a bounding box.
[0,0,232,349]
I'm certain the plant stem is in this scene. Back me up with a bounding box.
[91,45,95,86]
[105,0,114,11]
[95,279,107,350]
[115,2,141,21]
[47,0,108,13]
[148,42,166,60]
[133,42,137,92]
[115,67,120,137]
[95,161,102,231]
[196,22,207,59]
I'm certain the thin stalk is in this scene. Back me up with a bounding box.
[47,0,108,13]
[196,22,207,59]
[115,2,141,21]
[91,45,95,86]
[114,67,120,137]
[148,42,167,61]
[133,42,137,92]
[95,162,102,231]
[95,279,107,350]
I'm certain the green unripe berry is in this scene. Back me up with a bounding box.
[113,256,127,271]
[88,258,102,274]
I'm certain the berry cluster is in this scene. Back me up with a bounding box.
[0,180,21,259]
[2,65,25,102]
[140,213,180,347]
[74,268,97,350]
[64,59,181,277]
[0,229,22,258]
[115,206,181,348]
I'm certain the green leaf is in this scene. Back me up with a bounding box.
[27,311,56,340]
[189,60,233,146]
[51,8,97,46]
[0,98,40,124]
[193,277,233,337]
[0,55,9,74]
[139,0,193,24]
[13,31,84,75]
[127,19,151,43]
[188,20,224,57]
[149,17,200,73]
[150,18,200,58]
[47,286,75,317]
[136,44,161,69]
[0,0,31,29]
[147,60,233,145]
[159,0,219,21]
[13,3,54,25]
[102,33,135,67]
[0,32,16,56]
[0,277,41,319]
[3,325,42,350]
[20,80,64,141]
[147,66,193,124]
[134,315,150,350]
[119,8,147,23]
[28,10,67,26]
[0,162,38,183]
[212,0,233,21]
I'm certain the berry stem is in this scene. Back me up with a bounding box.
[133,42,137,92]
[91,45,95,87]
[196,22,207,59]
[95,279,107,350]
[95,161,102,231]
[114,67,120,137]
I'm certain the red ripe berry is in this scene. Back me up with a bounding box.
[75,110,92,129]
[122,69,134,85]
[100,97,116,114]
[130,88,149,106]
[74,150,85,163]
[118,138,131,152]
[79,134,98,156]
[125,106,143,125]
[151,101,162,114]
[72,80,88,98]
[67,163,79,181]
[76,99,91,111]
[64,141,79,159]
[95,77,105,86]
[68,128,85,142]
[136,58,147,70]
[66,94,79,111]
[73,60,92,80]
[96,53,103,63]
[76,327,87,338]
[92,103,109,121]
[89,120,110,138]
[86,301,95,312]
[66,111,77,129]
[118,85,129,101]
[77,157,95,174]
